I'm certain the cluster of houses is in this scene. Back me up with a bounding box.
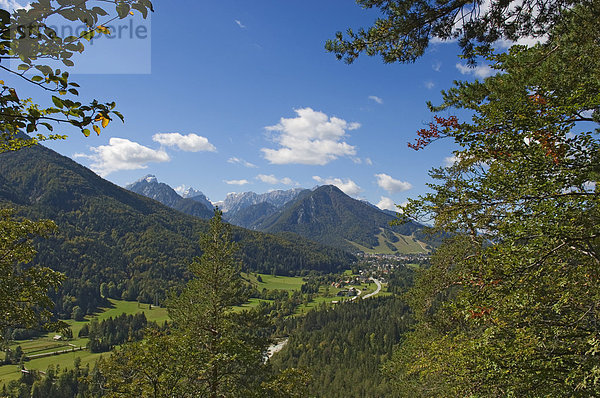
[356,252,429,278]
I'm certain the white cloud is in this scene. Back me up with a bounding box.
[365,158,373,166]
[256,174,293,185]
[228,157,257,168]
[456,62,495,79]
[262,107,359,165]
[424,80,435,89]
[430,36,458,45]
[495,36,547,49]
[368,95,383,104]
[74,138,170,177]
[444,155,459,166]
[375,173,412,193]
[432,60,442,72]
[376,196,398,212]
[224,179,249,186]
[235,19,246,29]
[152,133,216,152]
[312,176,362,197]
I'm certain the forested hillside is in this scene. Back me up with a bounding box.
[272,296,411,397]
[0,144,354,318]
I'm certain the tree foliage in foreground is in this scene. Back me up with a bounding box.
[0,208,64,340]
[0,0,153,151]
[381,3,600,396]
[326,0,578,63]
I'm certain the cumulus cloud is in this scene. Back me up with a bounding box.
[375,173,412,193]
[432,60,442,72]
[376,196,398,212]
[456,63,495,79]
[368,95,383,104]
[496,36,547,48]
[152,133,216,152]
[312,176,362,197]
[256,174,293,185]
[224,179,249,186]
[73,138,170,177]
[235,19,246,29]
[228,157,257,168]
[424,80,435,89]
[444,155,459,166]
[365,158,373,166]
[262,107,359,165]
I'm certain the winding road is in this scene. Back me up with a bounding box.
[362,278,382,299]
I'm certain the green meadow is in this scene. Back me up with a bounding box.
[244,273,306,291]
[0,299,168,385]
[1,273,385,386]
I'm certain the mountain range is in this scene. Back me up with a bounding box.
[125,178,434,254]
[125,175,213,219]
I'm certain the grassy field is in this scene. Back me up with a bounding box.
[244,273,306,291]
[349,230,428,254]
[0,299,169,386]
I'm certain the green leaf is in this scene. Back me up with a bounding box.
[92,6,109,17]
[82,30,95,41]
[51,96,63,109]
[116,2,130,19]
[132,2,148,19]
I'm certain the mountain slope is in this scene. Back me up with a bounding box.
[257,185,430,253]
[126,175,213,218]
[180,187,214,211]
[225,201,279,229]
[0,145,354,318]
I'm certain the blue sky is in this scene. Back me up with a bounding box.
[2,0,496,209]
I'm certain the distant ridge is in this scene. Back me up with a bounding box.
[217,188,308,213]
[180,187,214,212]
[125,175,213,219]
[218,188,309,227]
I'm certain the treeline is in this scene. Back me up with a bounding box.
[1,359,104,398]
[271,296,412,397]
[79,313,156,353]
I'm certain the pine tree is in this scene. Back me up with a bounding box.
[168,209,270,397]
